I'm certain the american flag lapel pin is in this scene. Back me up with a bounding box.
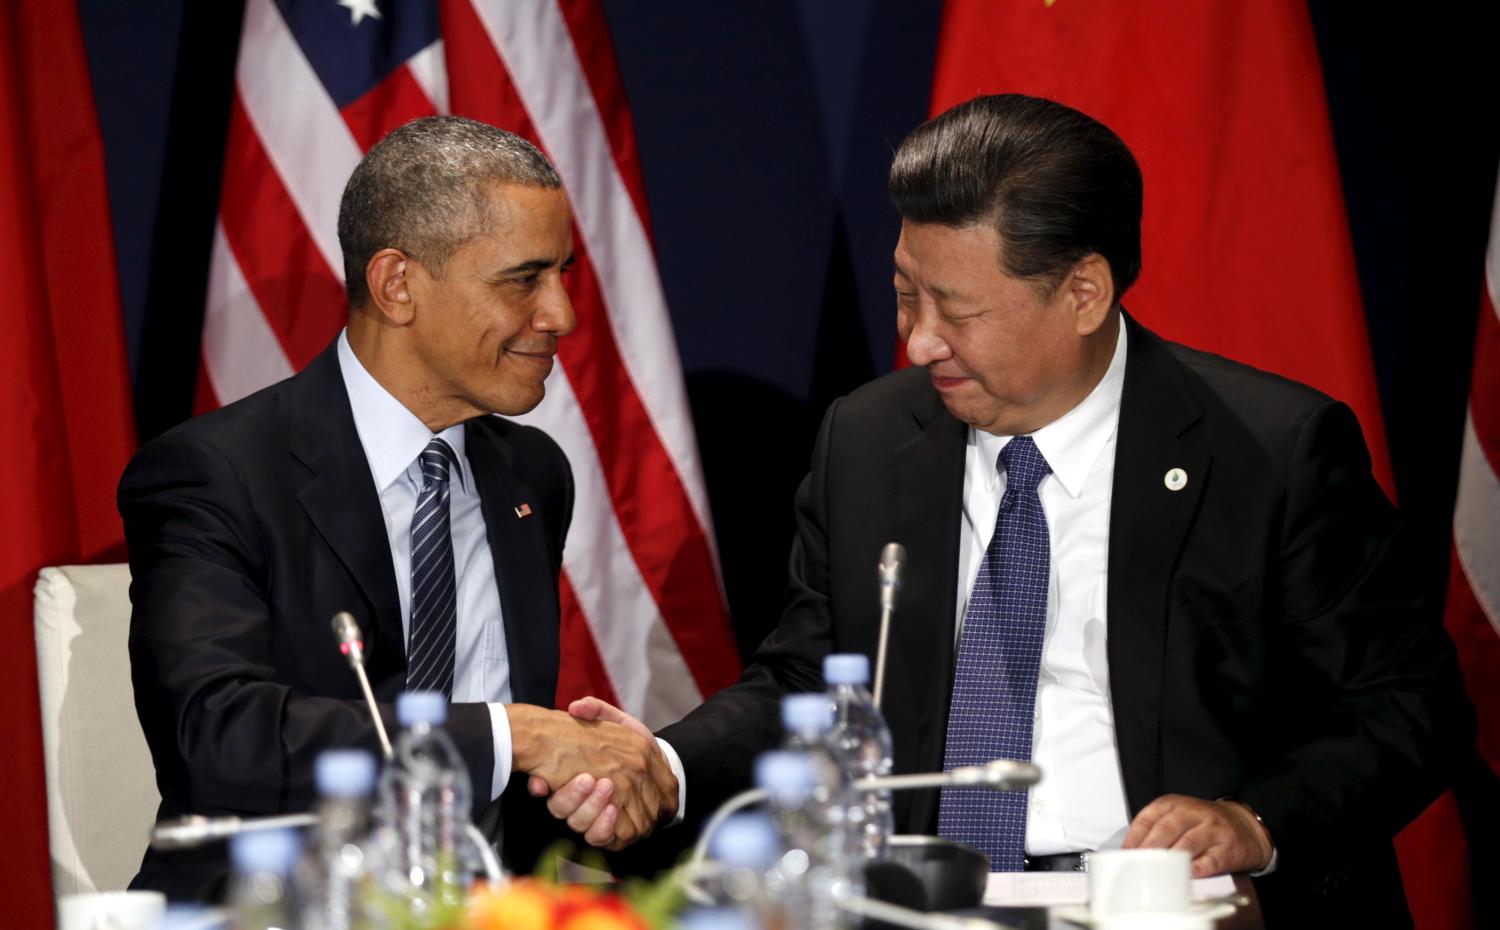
[514,502,533,519]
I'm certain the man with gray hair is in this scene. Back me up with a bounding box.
[121,115,677,899]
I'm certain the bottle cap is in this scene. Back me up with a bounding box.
[315,749,377,797]
[823,653,870,685]
[678,909,756,930]
[754,750,816,805]
[709,812,779,870]
[781,694,833,734]
[229,827,301,875]
[397,691,447,726]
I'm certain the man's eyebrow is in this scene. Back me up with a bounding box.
[495,257,559,277]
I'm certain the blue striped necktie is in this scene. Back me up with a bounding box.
[937,435,1052,872]
[407,437,458,697]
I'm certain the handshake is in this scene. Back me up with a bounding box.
[509,697,677,851]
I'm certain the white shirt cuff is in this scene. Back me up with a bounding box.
[486,703,513,801]
[1252,846,1279,876]
[656,737,686,826]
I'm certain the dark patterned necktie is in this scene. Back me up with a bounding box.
[937,435,1052,871]
[407,437,458,697]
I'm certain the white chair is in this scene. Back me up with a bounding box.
[33,563,159,897]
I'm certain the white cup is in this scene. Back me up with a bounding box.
[1088,848,1192,921]
[1098,915,1212,930]
[57,890,167,930]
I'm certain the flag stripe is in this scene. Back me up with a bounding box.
[469,0,720,541]
[553,0,654,231]
[219,94,347,369]
[556,570,621,709]
[340,63,441,152]
[202,225,296,404]
[1469,275,1500,476]
[407,41,450,115]
[237,0,361,278]
[1454,409,1500,630]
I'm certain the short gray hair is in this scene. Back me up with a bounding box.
[337,115,562,307]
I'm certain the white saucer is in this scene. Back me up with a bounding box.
[1051,901,1238,927]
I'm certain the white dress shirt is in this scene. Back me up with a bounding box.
[954,318,1129,856]
[337,332,515,800]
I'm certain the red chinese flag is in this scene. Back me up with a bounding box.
[922,0,1392,495]
[0,1,136,925]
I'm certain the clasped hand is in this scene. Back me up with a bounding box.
[511,698,674,850]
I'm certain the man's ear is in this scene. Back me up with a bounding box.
[366,248,415,325]
[1066,253,1115,336]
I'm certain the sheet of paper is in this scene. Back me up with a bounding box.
[983,871,1237,907]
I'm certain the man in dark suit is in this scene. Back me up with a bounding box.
[121,116,676,900]
[568,95,1472,924]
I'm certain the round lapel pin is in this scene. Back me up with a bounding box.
[1164,467,1188,491]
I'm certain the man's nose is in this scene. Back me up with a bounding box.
[536,284,577,337]
[904,310,950,366]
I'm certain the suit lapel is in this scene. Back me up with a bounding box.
[466,420,560,707]
[289,345,405,684]
[889,385,967,828]
[1107,318,1210,811]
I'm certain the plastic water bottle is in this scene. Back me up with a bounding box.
[780,693,842,796]
[823,653,894,859]
[300,749,377,930]
[782,695,864,894]
[376,691,473,914]
[678,907,759,930]
[757,749,862,930]
[702,811,780,912]
[229,827,302,930]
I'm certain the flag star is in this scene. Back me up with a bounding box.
[337,0,382,27]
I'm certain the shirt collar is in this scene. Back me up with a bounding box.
[337,330,469,492]
[970,315,1128,498]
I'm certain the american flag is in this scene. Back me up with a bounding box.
[200,0,740,726]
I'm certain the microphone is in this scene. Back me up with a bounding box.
[151,813,316,850]
[332,611,393,760]
[688,759,1040,868]
[874,542,906,709]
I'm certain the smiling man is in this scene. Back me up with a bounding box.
[120,116,676,900]
[564,94,1474,926]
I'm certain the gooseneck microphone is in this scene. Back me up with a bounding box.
[332,610,392,760]
[150,611,504,884]
[874,542,906,709]
[687,758,1040,869]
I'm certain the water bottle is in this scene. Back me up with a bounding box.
[229,827,302,930]
[376,691,473,915]
[781,695,863,896]
[757,749,862,930]
[300,749,377,930]
[823,653,894,859]
[678,907,760,930]
[702,811,780,912]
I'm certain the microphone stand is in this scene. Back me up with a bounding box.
[686,759,1040,871]
[148,612,505,886]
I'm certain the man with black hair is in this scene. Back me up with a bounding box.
[568,95,1471,925]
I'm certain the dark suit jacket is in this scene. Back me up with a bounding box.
[658,317,1472,925]
[120,342,574,900]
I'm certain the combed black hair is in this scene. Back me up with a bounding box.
[889,94,1142,300]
